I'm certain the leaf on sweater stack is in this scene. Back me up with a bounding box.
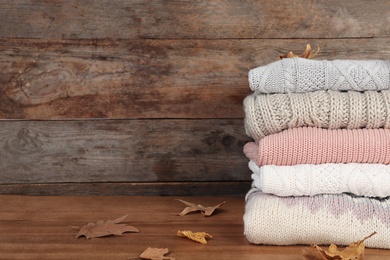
[278,44,320,59]
[302,232,376,260]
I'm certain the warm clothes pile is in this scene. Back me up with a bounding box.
[242,57,390,249]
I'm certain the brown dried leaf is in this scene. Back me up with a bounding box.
[302,245,328,260]
[302,232,376,260]
[75,215,139,239]
[177,230,212,244]
[139,247,175,260]
[278,44,320,60]
[177,199,225,217]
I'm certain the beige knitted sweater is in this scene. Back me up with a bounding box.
[244,90,390,140]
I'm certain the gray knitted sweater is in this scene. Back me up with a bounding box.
[244,90,390,140]
[249,58,390,93]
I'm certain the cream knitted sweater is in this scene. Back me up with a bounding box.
[249,58,390,93]
[244,189,390,249]
[249,161,390,197]
[244,90,390,140]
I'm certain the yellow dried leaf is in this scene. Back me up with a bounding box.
[177,199,225,217]
[75,215,139,239]
[278,44,320,60]
[302,232,376,260]
[177,230,212,244]
[139,247,175,260]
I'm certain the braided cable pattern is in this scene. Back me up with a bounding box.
[244,90,390,140]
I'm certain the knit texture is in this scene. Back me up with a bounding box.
[244,89,390,140]
[249,161,390,197]
[243,127,390,166]
[248,58,390,93]
[244,189,390,249]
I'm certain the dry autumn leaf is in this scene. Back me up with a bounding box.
[75,215,139,239]
[139,247,175,260]
[302,232,377,260]
[177,199,225,217]
[177,230,213,244]
[278,44,320,60]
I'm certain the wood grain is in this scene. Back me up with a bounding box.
[0,182,251,196]
[0,119,251,184]
[0,0,389,39]
[1,0,390,197]
[0,38,251,119]
[1,195,389,260]
[1,38,390,119]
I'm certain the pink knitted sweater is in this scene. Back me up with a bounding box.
[244,127,390,166]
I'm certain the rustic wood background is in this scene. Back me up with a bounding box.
[0,0,389,196]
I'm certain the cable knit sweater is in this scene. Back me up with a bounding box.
[248,161,390,197]
[248,58,390,93]
[243,127,390,166]
[244,89,390,140]
[244,189,390,249]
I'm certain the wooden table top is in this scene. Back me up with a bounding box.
[1,195,389,260]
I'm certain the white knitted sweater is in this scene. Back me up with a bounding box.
[244,90,390,140]
[244,189,390,249]
[249,161,390,197]
[249,58,390,93]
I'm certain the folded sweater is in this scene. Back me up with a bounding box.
[244,127,390,166]
[244,89,390,140]
[248,58,390,93]
[244,189,390,249]
[249,161,390,197]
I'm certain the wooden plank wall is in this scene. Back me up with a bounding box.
[0,0,389,196]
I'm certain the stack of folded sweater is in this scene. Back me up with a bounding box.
[242,57,390,249]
